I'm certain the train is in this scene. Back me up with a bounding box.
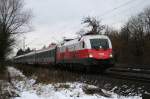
[14,34,114,71]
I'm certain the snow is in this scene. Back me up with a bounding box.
[14,83,141,99]
[7,67,142,99]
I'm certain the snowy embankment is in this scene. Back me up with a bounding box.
[7,67,141,99]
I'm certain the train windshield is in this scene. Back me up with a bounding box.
[90,39,109,49]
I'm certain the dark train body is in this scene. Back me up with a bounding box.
[14,35,114,71]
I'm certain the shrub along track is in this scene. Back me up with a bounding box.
[14,64,150,83]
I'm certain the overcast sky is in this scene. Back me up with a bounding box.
[17,0,150,50]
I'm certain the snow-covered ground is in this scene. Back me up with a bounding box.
[7,67,142,99]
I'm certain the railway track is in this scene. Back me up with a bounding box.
[105,66,150,83]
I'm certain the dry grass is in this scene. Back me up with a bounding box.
[0,64,20,99]
[82,86,111,97]
[53,83,70,90]
[14,65,81,84]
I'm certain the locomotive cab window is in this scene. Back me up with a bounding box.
[90,39,109,49]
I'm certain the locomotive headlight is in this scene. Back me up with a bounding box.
[89,54,93,58]
[110,54,113,58]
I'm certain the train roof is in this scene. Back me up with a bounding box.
[14,45,56,59]
[62,35,109,46]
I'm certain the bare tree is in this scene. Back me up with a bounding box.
[82,16,105,35]
[0,0,32,62]
[118,7,150,64]
[142,7,150,39]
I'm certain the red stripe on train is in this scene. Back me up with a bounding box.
[56,49,112,61]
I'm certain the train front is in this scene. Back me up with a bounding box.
[84,35,114,68]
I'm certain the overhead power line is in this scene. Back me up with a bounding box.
[100,0,141,19]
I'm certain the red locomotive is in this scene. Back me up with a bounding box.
[14,34,114,71]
